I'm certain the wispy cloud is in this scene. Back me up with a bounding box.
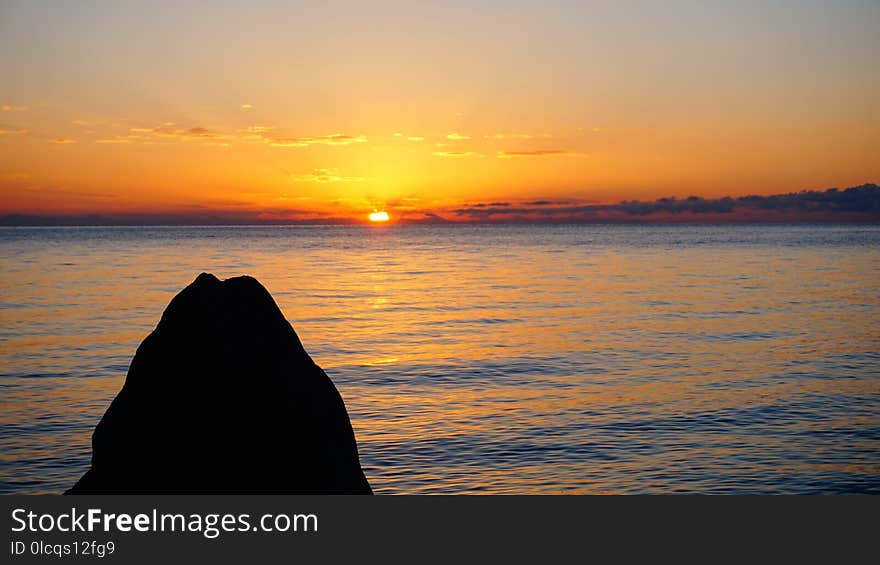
[0,128,29,135]
[152,126,219,138]
[266,133,367,147]
[525,200,571,206]
[432,151,481,157]
[2,105,28,113]
[117,125,238,143]
[49,138,76,144]
[95,137,133,144]
[241,103,253,109]
[446,133,471,140]
[391,132,424,141]
[452,202,604,220]
[497,149,570,158]
[289,168,364,183]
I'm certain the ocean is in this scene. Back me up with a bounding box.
[1,224,878,494]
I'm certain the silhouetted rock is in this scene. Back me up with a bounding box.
[68,273,372,494]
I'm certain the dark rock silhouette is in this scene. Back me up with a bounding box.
[68,273,372,494]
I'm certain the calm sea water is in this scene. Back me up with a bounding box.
[1,225,878,494]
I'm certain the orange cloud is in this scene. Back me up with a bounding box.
[496,149,571,158]
[265,133,367,147]
[432,151,481,157]
[289,168,364,183]
[153,126,218,138]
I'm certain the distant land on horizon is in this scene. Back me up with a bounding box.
[2,183,878,226]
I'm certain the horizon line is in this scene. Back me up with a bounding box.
[2,182,878,227]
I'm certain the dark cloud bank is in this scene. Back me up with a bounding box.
[2,183,878,226]
[442,183,880,224]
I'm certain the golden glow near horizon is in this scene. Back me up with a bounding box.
[369,211,390,223]
[1,1,878,221]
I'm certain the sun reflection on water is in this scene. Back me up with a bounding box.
[1,225,878,494]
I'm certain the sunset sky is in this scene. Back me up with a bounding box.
[1,0,878,223]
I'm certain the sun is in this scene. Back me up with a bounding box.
[369,211,390,223]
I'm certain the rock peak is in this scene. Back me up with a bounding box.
[68,273,372,494]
